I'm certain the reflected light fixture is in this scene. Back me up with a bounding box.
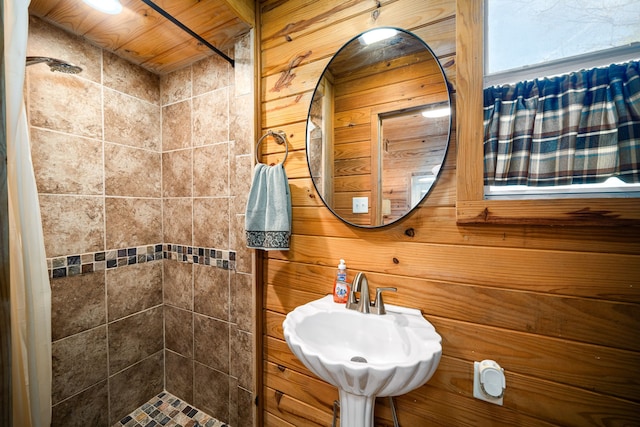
[422,106,451,118]
[361,28,398,45]
[82,0,123,14]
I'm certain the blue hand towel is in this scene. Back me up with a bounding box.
[245,163,291,250]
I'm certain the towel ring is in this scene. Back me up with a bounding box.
[256,130,288,165]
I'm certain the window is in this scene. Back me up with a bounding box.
[485,0,640,86]
[455,0,640,225]
[482,0,640,199]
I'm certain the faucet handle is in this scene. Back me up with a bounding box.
[371,287,397,315]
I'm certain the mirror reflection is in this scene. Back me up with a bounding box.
[306,28,451,227]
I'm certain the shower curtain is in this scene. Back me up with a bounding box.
[4,0,52,425]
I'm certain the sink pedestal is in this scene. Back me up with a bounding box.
[339,391,375,427]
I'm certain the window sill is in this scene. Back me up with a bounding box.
[456,198,640,226]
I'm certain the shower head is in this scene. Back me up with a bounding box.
[26,56,83,74]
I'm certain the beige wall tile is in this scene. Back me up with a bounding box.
[108,352,163,424]
[51,272,106,340]
[193,314,229,373]
[231,153,252,213]
[40,194,105,257]
[104,88,160,151]
[165,350,193,403]
[193,197,229,248]
[52,326,108,404]
[51,381,108,427]
[28,16,102,84]
[108,307,163,373]
[163,260,193,310]
[162,198,193,244]
[162,149,192,197]
[230,272,252,332]
[30,128,104,195]
[193,363,229,424]
[193,143,229,197]
[230,214,251,275]
[194,264,229,320]
[228,378,239,426]
[160,66,192,106]
[229,93,253,155]
[162,100,192,151]
[28,68,103,139]
[105,197,162,249]
[103,51,160,105]
[229,327,253,390]
[192,54,230,97]
[165,305,193,357]
[193,89,229,146]
[232,386,254,427]
[105,142,161,197]
[107,262,163,321]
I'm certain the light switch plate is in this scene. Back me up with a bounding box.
[352,197,368,213]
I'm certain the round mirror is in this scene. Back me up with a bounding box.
[306,27,451,228]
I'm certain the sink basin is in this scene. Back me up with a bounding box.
[283,295,442,426]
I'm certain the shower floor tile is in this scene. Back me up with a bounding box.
[112,391,227,427]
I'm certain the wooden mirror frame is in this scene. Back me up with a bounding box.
[455,0,640,226]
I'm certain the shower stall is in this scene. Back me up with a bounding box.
[4,12,256,427]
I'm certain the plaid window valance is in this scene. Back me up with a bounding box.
[483,60,640,186]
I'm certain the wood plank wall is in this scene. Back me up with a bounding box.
[332,47,449,226]
[258,0,640,425]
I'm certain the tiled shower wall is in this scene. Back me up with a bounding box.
[26,16,254,426]
[159,24,255,427]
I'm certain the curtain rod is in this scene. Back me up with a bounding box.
[139,0,235,68]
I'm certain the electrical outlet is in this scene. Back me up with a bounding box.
[473,360,505,406]
[352,197,368,214]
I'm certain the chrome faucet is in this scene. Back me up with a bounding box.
[346,272,397,315]
[347,272,371,313]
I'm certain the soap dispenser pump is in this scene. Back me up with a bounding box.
[333,259,349,303]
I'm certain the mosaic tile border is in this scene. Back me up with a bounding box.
[47,243,236,280]
[113,390,228,427]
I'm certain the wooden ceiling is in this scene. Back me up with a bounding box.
[28,0,254,75]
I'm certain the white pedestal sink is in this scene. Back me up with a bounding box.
[283,295,442,427]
